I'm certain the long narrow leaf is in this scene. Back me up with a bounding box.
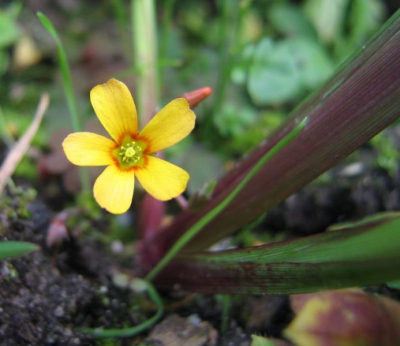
[145,119,306,281]
[37,12,90,194]
[36,12,80,132]
[0,241,39,260]
[138,11,400,270]
[153,214,400,294]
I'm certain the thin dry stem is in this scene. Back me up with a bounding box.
[0,93,49,194]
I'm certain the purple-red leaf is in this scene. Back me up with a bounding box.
[137,11,400,271]
[152,214,400,294]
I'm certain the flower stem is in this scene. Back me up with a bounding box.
[131,0,159,123]
[175,194,188,211]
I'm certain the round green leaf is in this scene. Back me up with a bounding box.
[247,38,302,106]
[286,37,334,89]
[247,37,334,106]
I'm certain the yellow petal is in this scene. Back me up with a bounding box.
[135,156,189,200]
[62,132,116,166]
[138,98,195,153]
[90,79,138,143]
[93,165,135,214]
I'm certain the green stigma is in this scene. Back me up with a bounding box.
[114,140,145,168]
[119,142,142,163]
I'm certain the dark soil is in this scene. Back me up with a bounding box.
[263,158,400,237]
[0,194,137,345]
[1,154,399,345]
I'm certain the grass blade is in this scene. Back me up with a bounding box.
[37,12,90,194]
[36,12,80,132]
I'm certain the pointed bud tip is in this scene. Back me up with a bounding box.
[181,87,213,109]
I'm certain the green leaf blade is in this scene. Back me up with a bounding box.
[154,215,400,295]
[36,12,80,132]
[0,241,39,260]
[36,12,90,194]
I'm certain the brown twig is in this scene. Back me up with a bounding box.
[0,93,49,194]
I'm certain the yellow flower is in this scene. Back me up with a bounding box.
[62,79,195,214]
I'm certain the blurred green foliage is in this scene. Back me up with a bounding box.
[250,335,279,346]
[0,0,395,195]
[0,4,19,76]
[161,0,389,165]
[0,182,37,220]
[247,37,334,106]
[370,130,400,174]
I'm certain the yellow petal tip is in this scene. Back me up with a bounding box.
[93,165,135,214]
